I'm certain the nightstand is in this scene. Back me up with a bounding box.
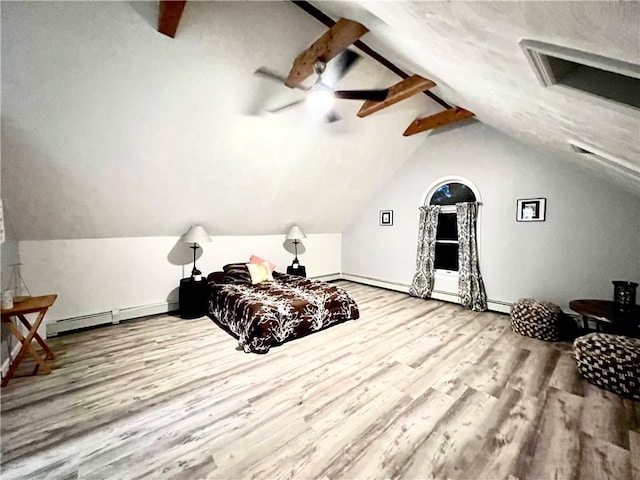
[286,265,307,278]
[179,278,209,319]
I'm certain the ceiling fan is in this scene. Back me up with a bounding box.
[255,50,389,121]
[254,18,389,122]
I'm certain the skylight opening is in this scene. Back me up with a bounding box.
[521,40,640,109]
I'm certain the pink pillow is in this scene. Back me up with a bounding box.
[250,255,276,273]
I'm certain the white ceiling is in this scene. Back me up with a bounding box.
[1,1,638,241]
[312,0,640,193]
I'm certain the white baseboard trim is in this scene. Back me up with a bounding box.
[341,272,512,314]
[312,272,343,282]
[1,342,22,379]
[48,301,179,336]
[341,273,410,294]
[45,272,512,336]
[46,275,342,336]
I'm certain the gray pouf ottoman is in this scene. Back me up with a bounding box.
[574,333,640,401]
[510,298,562,341]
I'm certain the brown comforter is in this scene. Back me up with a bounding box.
[207,273,359,353]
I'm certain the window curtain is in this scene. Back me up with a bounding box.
[456,202,487,311]
[409,205,440,299]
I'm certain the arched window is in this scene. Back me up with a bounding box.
[412,176,486,310]
[426,179,479,273]
[429,182,476,206]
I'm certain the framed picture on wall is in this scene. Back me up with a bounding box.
[516,198,546,222]
[379,210,393,226]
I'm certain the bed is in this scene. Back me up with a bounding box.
[206,266,359,354]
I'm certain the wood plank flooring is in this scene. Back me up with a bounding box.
[1,281,638,479]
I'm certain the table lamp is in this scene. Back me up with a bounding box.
[286,225,306,268]
[182,225,212,280]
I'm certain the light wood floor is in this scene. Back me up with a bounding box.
[1,281,638,479]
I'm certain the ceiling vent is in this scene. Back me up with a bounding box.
[521,40,640,109]
[568,140,640,181]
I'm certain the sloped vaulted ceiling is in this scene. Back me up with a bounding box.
[1,1,427,240]
[2,1,639,241]
[313,1,640,193]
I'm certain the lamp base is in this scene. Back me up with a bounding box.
[287,264,306,278]
[190,243,202,280]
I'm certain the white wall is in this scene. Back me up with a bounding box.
[19,233,341,326]
[1,0,425,241]
[342,122,640,312]
[1,231,20,292]
[1,239,20,291]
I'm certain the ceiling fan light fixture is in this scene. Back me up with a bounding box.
[306,86,335,113]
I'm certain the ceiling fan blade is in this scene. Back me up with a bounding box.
[255,67,310,91]
[265,98,305,113]
[286,18,369,88]
[335,49,361,81]
[326,111,341,123]
[335,89,389,101]
[254,67,287,83]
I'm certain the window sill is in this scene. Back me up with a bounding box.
[435,270,459,277]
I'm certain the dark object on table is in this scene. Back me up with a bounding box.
[286,264,306,277]
[570,299,640,338]
[179,277,209,319]
[574,332,640,401]
[612,280,638,313]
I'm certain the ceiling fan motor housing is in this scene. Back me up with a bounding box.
[314,61,327,76]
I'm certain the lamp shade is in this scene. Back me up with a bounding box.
[182,225,212,244]
[286,225,307,240]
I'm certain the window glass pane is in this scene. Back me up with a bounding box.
[436,213,458,240]
[434,243,459,271]
[430,182,476,205]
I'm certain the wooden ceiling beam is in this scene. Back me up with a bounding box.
[291,1,451,109]
[357,75,436,118]
[285,18,369,88]
[403,107,475,136]
[158,0,187,38]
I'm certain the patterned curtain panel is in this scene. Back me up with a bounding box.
[409,205,441,299]
[456,202,487,311]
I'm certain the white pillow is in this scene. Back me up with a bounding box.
[246,261,274,284]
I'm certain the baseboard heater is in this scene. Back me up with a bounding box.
[311,273,341,282]
[48,271,509,336]
[48,301,179,336]
[47,274,342,336]
[341,272,512,314]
